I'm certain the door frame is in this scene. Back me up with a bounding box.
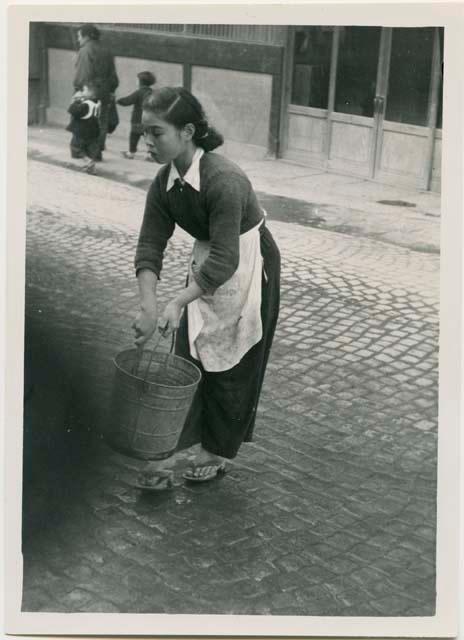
[373,26,443,190]
[282,26,388,178]
[280,25,442,191]
[327,26,388,178]
[371,27,392,178]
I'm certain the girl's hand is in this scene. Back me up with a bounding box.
[160,300,183,335]
[132,303,158,347]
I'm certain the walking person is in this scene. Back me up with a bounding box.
[66,84,101,175]
[117,70,157,160]
[73,23,119,159]
[132,87,280,489]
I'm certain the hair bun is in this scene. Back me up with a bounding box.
[197,126,224,152]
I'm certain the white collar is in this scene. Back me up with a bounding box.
[166,147,204,192]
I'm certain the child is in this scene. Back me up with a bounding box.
[133,87,280,489]
[66,84,101,174]
[117,71,156,160]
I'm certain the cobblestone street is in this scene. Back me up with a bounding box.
[22,159,439,616]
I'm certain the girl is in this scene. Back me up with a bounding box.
[132,87,280,489]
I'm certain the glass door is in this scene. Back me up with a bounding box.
[282,26,335,165]
[327,26,387,178]
[374,27,443,189]
[291,26,333,109]
[282,25,443,189]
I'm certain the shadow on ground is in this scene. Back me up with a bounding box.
[22,318,107,546]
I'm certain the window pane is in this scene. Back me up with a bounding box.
[385,28,434,126]
[335,27,380,117]
[291,27,333,108]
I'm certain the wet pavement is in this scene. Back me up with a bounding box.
[22,158,438,616]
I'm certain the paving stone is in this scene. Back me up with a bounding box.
[22,159,439,617]
[370,593,421,616]
[21,587,55,612]
[58,588,96,610]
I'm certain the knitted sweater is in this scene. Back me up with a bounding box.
[135,152,264,292]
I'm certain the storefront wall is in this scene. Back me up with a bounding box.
[46,48,183,133]
[283,26,443,192]
[41,23,283,159]
[37,23,442,191]
[192,67,272,152]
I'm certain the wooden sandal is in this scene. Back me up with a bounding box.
[183,461,226,483]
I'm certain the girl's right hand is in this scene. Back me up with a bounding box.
[132,304,158,347]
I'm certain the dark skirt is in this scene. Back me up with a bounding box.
[174,223,280,459]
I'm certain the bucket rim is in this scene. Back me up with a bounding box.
[113,348,202,389]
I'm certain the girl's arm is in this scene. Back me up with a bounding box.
[132,268,159,346]
[161,279,205,334]
[138,268,158,309]
[192,173,246,292]
[133,174,175,345]
[135,175,175,277]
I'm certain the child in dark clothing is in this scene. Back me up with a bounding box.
[67,84,101,174]
[117,71,157,160]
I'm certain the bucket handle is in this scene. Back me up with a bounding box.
[134,327,176,390]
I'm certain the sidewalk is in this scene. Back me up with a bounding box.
[28,125,441,254]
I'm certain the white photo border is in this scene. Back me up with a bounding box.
[4,2,462,637]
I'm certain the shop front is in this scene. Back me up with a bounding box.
[31,22,443,191]
[281,26,443,191]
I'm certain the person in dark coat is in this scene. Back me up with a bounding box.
[73,23,119,159]
[132,87,280,489]
[117,70,157,160]
[66,84,101,174]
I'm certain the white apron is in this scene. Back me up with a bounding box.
[187,220,264,372]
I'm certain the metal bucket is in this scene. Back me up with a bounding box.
[106,341,202,460]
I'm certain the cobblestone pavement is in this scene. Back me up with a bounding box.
[22,160,439,616]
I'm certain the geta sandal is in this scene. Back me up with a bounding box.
[183,461,226,483]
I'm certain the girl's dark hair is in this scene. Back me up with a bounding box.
[142,87,224,152]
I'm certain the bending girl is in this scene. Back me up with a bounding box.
[133,87,280,488]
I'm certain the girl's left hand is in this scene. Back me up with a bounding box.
[160,300,183,335]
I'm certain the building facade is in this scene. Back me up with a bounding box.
[29,23,443,192]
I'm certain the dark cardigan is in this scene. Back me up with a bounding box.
[135,152,264,292]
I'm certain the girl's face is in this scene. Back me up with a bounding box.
[142,111,192,164]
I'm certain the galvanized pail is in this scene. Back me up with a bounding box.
[106,338,201,460]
